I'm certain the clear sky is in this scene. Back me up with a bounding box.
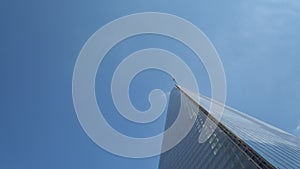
[1,0,300,169]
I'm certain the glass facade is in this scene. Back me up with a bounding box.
[159,86,300,169]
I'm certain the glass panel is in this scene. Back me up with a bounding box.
[159,88,258,169]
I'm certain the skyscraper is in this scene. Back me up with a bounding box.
[159,86,300,169]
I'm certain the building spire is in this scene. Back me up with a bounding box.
[171,76,177,85]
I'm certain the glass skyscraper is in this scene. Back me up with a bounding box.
[159,86,300,169]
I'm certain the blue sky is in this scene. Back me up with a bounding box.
[1,0,300,169]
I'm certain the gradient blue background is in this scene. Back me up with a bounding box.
[1,0,300,168]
